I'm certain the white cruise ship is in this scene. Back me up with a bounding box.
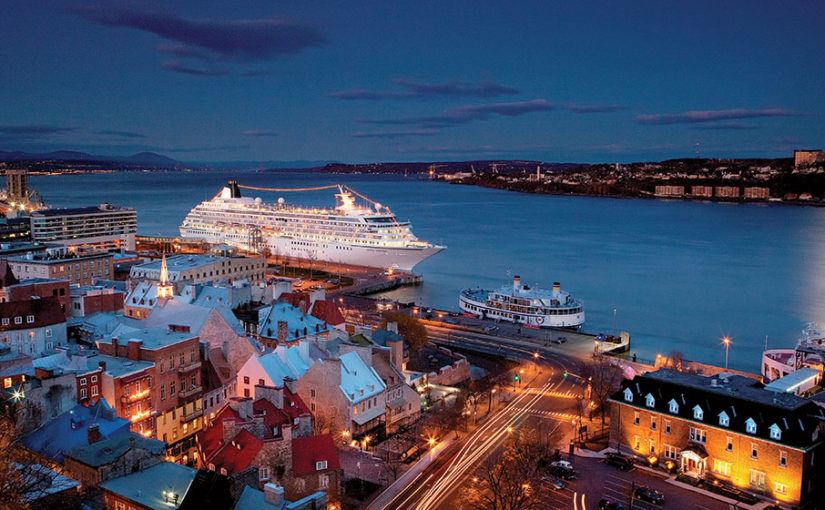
[459,276,584,328]
[180,181,444,271]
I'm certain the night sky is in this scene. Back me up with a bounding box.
[2,1,823,163]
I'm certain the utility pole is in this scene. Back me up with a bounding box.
[629,481,636,509]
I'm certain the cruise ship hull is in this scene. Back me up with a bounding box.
[180,227,443,271]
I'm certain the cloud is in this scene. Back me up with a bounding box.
[562,103,627,114]
[161,60,228,76]
[97,129,146,138]
[691,123,760,131]
[0,125,76,137]
[364,99,555,128]
[636,108,797,125]
[328,79,519,100]
[328,89,398,100]
[68,3,325,74]
[352,129,440,139]
[242,130,278,137]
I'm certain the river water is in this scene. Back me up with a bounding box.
[30,170,825,372]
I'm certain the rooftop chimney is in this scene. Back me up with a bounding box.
[277,321,288,343]
[98,361,107,372]
[263,483,284,506]
[87,424,101,444]
[127,339,142,361]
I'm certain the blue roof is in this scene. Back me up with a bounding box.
[339,351,386,404]
[256,342,314,386]
[234,485,327,510]
[372,328,403,347]
[22,399,130,463]
[258,302,331,340]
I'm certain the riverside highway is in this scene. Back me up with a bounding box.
[369,324,585,510]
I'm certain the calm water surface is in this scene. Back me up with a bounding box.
[30,171,825,372]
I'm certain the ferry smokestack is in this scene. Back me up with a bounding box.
[553,282,561,299]
[513,275,521,294]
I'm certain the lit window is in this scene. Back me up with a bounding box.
[3,377,11,388]
[775,482,787,495]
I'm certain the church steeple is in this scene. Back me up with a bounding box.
[157,253,173,298]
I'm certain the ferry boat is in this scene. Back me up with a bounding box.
[459,276,585,328]
[180,181,444,271]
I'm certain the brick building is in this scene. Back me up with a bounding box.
[97,326,204,463]
[69,285,125,318]
[609,369,825,507]
[63,432,166,487]
[5,249,114,286]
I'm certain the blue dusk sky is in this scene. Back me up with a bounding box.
[1,1,823,163]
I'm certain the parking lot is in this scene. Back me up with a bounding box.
[538,456,730,510]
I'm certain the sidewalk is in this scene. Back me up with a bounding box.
[573,446,775,510]
[365,435,458,510]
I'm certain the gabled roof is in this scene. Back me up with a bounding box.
[0,260,19,288]
[310,300,345,326]
[208,428,263,473]
[611,369,825,448]
[22,399,131,463]
[258,302,330,341]
[65,432,165,467]
[254,341,315,386]
[291,434,340,476]
[339,351,386,404]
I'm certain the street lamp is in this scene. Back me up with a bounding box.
[722,336,731,369]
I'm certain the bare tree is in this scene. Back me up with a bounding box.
[463,431,547,510]
[579,352,624,424]
[0,417,77,509]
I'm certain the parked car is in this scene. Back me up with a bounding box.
[541,475,566,490]
[549,464,577,480]
[603,452,634,471]
[634,486,665,505]
[553,336,567,344]
[483,325,499,333]
[550,460,574,470]
[599,498,624,510]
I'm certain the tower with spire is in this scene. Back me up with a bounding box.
[156,253,174,299]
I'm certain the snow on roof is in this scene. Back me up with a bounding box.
[339,351,386,404]
[256,341,314,386]
[100,462,197,510]
[22,399,130,463]
[764,367,822,393]
[258,302,330,341]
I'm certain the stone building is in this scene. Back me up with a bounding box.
[609,369,825,507]
[63,432,166,487]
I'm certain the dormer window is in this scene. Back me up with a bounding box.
[718,411,730,427]
[693,405,703,420]
[769,423,780,440]
[668,399,678,414]
[623,388,633,402]
[645,393,655,408]
[315,460,328,471]
[745,418,757,434]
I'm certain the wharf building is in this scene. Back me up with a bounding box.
[29,203,137,251]
[129,253,266,289]
[609,369,825,507]
[5,247,113,286]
